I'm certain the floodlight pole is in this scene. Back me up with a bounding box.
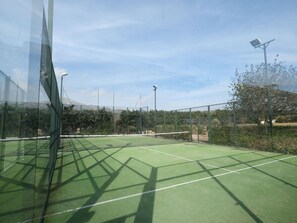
[254,39,275,76]
[251,39,275,138]
[153,85,157,134]
[60,72,68,141]
[60,72,68,103]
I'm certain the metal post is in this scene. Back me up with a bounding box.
[208,105,211,144]
[197,119,200,143]
[60,77,63,102]
[189,108,192,142]
[250,39,275,140]
[140,108,142,134]
[153,85,157,134]
[60,73,68,138]
[264,46,273,139]
[163,111,166,133]
[1,75,10,139]
[98,90,100,111]
[1,102,8,139]
[232,102,238,147]
[174,110,177,140]
[112,91,115,133]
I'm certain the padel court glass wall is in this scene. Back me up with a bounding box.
[0,1,61,222]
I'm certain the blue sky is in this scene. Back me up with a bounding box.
[52,0,297,110]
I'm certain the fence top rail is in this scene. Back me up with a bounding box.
[170,101,238,112]
[0,136,51,142]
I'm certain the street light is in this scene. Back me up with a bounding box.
[250,38,275,137]
[153,85,157,134]
[60,72,68,104]
[250,38,275,79]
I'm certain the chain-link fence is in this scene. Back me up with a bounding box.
[64,91,297,154]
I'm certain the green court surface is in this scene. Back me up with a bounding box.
[44,136,297,223]
[0,139,51,223]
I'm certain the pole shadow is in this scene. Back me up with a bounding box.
[134,167,157,223]
[197,161,263,223]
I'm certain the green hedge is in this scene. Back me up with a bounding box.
[211,125,297,154]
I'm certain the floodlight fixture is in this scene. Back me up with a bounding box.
[250,38,261,48]
[153,85,157,90]
[250,38,275,49]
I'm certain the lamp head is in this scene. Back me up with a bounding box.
[250,38,261,48]
[62,72,68,77]
[153,85,157,90]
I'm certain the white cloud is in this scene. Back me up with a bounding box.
[52,0,297,110]
[77,20,143,32]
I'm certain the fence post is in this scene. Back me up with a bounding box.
[208,105,211,144]
[189,108,192,142]
[139,108,142,134]
[0,102,8,139]
[163,111,166,133]
[232,102,238,147]
[197,118,200,143]
[175,110,177,139]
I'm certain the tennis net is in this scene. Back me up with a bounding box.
[60,131,191,151]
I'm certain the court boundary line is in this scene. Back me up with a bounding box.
[145,147,240,174]
[109,136,240,174]
[23,155,295,223]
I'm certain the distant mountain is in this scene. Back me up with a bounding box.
[62,97,84,106]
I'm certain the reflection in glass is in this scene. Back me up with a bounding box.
[0,1,60,222]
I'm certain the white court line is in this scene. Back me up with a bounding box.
[145,147,240,174]
[97,136,239,174]
[28,155,295,222]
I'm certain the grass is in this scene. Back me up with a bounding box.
[43,137,297,223]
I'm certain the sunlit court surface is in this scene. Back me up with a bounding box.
[42,136,297,223]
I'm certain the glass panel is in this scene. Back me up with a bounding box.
[0,1,60,222]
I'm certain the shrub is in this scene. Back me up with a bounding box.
[211,125,297,154]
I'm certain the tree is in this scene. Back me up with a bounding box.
[229,58,297,124]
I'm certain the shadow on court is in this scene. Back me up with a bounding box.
[46,138,158,223]
[197,161,263,223]
[0,140,51,223]
[45,138,297,223]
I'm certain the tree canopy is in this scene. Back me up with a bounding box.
[229,58,297,124]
